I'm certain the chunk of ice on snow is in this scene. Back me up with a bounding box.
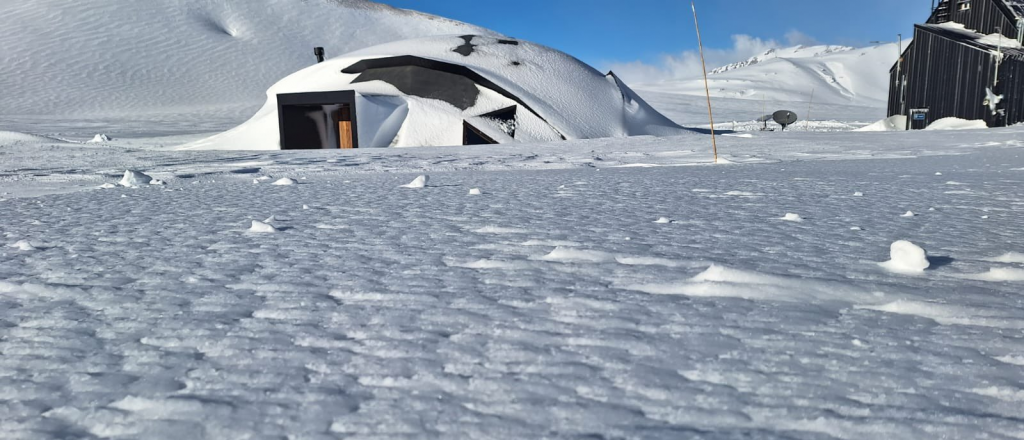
[879,240,930,274]
[468,188,482,195]
[272,178,297,186]
[401,175,429,188]
[119,170,153,187]
[853,192,864,197]
[780,213,804,222]
[99,183,117,189]
[901,211,916,218]
[87,134,112,143]
[654,217,672,224]
[249,220,279,233]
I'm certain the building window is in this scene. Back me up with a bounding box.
[958,0,971,11]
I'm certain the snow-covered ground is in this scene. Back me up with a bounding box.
[2,123,1024,439]
[4,1,1024,438]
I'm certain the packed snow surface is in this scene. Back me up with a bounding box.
[2,124,1024,438]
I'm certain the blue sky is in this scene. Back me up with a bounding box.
[379,0,929,83]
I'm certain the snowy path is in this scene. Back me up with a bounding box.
[2,136,1024,438]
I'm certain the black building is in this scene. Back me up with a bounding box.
[889,0,1024,128]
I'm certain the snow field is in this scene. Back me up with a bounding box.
[2,147,1024,438]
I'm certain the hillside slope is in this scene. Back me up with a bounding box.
[0,0,497,119]
[635,43,902,108]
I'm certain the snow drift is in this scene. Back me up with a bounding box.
[0,0,497,119]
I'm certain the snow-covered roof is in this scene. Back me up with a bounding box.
[918,23,1024,58]
[1004,0,1024,18]
[188,35,689,150]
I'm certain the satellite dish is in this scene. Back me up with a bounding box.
[772,110,799,131]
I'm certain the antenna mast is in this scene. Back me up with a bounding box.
[692,1,718,164]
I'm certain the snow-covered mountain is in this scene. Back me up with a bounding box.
[0,0,497,119]
[636,43,903,108]
[708,45,855,75]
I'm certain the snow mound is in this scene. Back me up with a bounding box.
[271,178,297,186]
[87,134,112,143]
[539,247,616,263]
[8,240,37,251]
[468,188,482,195]
[780,213,804,222]
[0,0,497,119]
[248,220,279,233]
[188,34,690,150]
[401,176,429,189]
[925,118,988,131]
[853,192,864,197]
[960,268,1024,282]
[628,264,878,304]
[879,240,930,274]
[987,252,1024,264]
[654,217,672,224]
[0,131,62,144]
[901,211,916,218]
[855,115,907,132]
[119,170,153,187]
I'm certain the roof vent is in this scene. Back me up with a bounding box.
[314,47,325,64]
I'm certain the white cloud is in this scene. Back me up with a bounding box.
[604,31,816,85]
[784,30,820,46]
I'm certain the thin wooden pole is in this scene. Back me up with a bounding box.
[691,1,718,164]
[805,88,815,131]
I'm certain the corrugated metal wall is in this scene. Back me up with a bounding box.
[935,0,1020,39]
[1001,55,1024,125]
[903,29,993,126]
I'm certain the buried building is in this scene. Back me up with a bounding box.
[186,35,691,150]
[889,0,1024,129]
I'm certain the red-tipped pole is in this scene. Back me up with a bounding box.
[692,1,718,164]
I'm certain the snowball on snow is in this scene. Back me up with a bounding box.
[780,213,804,222]
[401,175,429,188]
[249,220,279,233]
[119,170,153,187]
[468,188,482,195]
[879,240,930,274]
[272,178,297,186]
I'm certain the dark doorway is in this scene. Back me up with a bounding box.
[278,91,359,150]
[463,121,497,146]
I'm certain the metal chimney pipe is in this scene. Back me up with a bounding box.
[314,47,325,63]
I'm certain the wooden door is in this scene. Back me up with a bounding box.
[338,121,353,149]
[337,105,353,149]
